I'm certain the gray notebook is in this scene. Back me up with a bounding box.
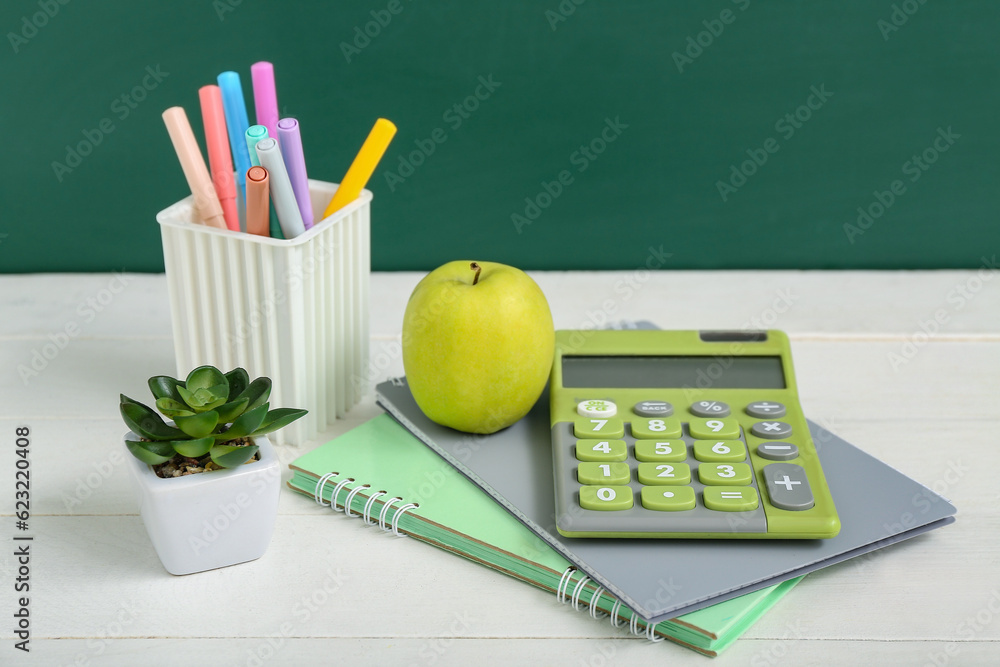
[376,378,956,624]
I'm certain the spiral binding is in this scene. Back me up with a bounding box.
[556,567,662,643]
[362,490,387,526]
[314,472,339,506]
[312,472,418,538]
[344,483,371,518]
[331,477,354,512]
[556,567,576,604]
[571,575,591,611]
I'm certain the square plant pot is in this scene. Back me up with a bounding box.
[124,432,280,575]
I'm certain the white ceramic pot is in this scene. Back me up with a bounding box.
[123,432,280,575]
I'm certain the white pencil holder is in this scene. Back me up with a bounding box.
[156,180,371,446]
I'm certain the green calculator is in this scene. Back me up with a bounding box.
[550,329,840,539]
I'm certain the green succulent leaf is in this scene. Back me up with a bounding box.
[174,410,220,438]
[120,395,185,441]
[225,368,250,401]
[186,365,228,393]
[155,397,196,419]
[214,397,250,424]
[209,443,259,468]
[176,384,228,412]
[170,436,214,458]
[125,439,176,465]
[235,377,271,412]
[214,403,268,441]
[250,408,309,436]
[147,375,184,403]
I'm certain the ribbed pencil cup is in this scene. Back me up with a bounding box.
[156,181,371,446]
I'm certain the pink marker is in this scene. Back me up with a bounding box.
[251,61,279,139]
[277,118,314,229]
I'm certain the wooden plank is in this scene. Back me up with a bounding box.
[1,271,996,662]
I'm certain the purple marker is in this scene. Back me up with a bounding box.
[276,118,314,229]
[251,61,279,139]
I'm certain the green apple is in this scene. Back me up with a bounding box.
[402,260,555,434]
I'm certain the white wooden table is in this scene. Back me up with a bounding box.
[1,270,997,665]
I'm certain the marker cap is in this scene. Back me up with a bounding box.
[245,166,270,237]
[255,137,305,239]
[276,117,314,229]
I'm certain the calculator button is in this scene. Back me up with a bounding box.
[698,462,753,486]
[757,442,799,461]
[690,400,731,417]
[575,439,627,462]
[634,440,687,462]
[578,462,630,485]
[637,462,692,485]
[751,421,793,439]
[693,439,747,463]
[703,487,760,512]
[631,417,682,439]
[763,463,814,511]
[641,486,696,512]
[574,418,624,439]
[633,400,673,417]
[688,418,741,440]
[577,399,617,418]
[580,485,633,511]
[746,401,786,418]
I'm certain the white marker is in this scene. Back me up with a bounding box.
[254,137,306,238]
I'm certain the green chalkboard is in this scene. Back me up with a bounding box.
[1,1,997,273]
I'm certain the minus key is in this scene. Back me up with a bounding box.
[757,442,799,461]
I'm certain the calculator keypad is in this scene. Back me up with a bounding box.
[574,418,624,439]
[751,420,793,439]
[630,417,682,439]
[690,400,731,417]
[637,462,692,485]
[693,439,746,462]
[763,462,815,511]
[634,440,686,462]
[577,399,617,418]
[580,485,633,511]
[641,486,696,511]
[698,462,753,486]
[688,418,741,440]
[757,442,799,461]
[555,398,823,535]
[745,401,786,419]
[633,400,674,417]
[575,439,627,461]
[703,487,760,512]
[577,462,630,485]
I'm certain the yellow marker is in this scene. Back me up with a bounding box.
[323,118,397,218]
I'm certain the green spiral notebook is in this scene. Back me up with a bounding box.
[288,414,800,656]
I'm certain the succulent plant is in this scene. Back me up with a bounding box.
[121,365,307,470]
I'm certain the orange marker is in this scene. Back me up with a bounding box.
[323,118,396,218]
[246,166,270,236]
[199,85,240,231]
[162,106,226,229]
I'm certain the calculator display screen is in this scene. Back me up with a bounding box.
[561,356,786,389]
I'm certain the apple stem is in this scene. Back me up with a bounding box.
[470,262,482,285]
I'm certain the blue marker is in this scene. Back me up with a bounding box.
[217,71,251,232]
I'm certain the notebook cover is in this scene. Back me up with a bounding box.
[375,377,957,624]
[287,414,796,654]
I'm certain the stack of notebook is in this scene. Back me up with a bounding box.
[287,379,955,656]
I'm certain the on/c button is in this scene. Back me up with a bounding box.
[577,400,617,418]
